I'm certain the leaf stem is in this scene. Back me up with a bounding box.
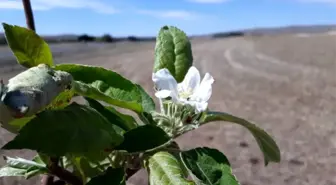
[128,139,174,156]
[107,155,115,168]
[163,147,182,153]
[138,113,150,125]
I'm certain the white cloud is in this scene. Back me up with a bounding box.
[0,1,49,10]
[136,10,202,20]
[0,1,23,10]
[0,1,215,20]
[0,0,118,14]
[186,0,230,3]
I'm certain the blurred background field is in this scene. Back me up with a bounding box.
[0,0,336,185]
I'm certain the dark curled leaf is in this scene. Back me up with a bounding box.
[2,64,73,117]
[0,64,73,133]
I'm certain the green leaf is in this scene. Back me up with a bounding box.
[146,151,194,185]
[154,25,193,82]
[105,106,137,128]
[2,23,53,68]
[137,84,156,113]
[24,168,42,179]
[70,156,108,181]
[180,147,239,185]
[65,156,87,182]
[77,157,105,178]
[47,89,75,110]
[200,111,281,165]
[0,116,34,134]
[9,116,34,130]
[115,125,171,153]
[0,166,27,177]
[36,153,50,165]
[3,156,46,169]
[87,167,126,185]
[85,97,137,131]
[2,103,124,157]
[0,156,47,179]
[139,111,157,126]
[53,64,155,113]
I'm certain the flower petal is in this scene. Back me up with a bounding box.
[178,66,200,94]
[195,101,208,113]
[191,73,214,102]
[183,100,208,113]
[152,69,178,99]
[155,90,172,99]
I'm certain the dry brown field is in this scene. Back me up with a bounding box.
[0,32,335,185]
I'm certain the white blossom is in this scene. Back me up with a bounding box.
[152,66,214,113]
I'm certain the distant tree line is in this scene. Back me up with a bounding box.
[211,31,245,38]
[0,36,7,45]
[0,31,248,46]
[0,33,159,46]
[75,34,156,43]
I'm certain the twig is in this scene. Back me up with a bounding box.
[40,157,82,185]
[48,164,83,185]
[41,157,57,185]
[47,157,83,185]
[125,168,140,180]
[22,2,46,185]
[53,180,66,185]
[41,175,54,185]
[22,0,36,31]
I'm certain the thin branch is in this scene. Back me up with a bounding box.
[125,168,140,180]
[22,0,36,31]
[47,157,83,185]
[53,180,66,185]
[41,157,57,185]
[22,1,46,184]
[48,164,83,185]
[41,175,54,185]
[40,157,82,185]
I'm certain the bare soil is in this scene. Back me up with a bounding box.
[0,33,335,185]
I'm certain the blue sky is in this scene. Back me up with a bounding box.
[0,0,335,36]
